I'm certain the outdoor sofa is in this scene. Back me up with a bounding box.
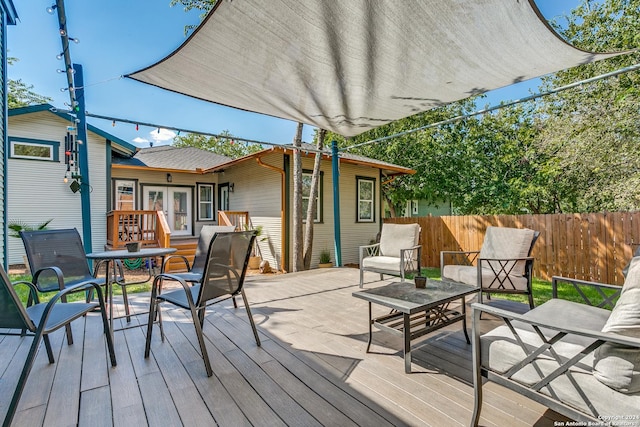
[470,257,640,426]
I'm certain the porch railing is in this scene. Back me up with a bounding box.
[106,210,171,249]
[218,211,249,230]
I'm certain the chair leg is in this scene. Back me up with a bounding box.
[232,296,238,308]
[121,285,131,323]
[97,292,117,367]
[145,296,157,358]
[190,306,213,377]
[470,309,483,427]
[528,292,535,309]
[359,268,364,288]
[241,289,261,347]
[43,334,55,364]
[60,294,74,346]
[5,331,43,427]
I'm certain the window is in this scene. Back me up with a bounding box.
[10,137,59,161]
[114,179,136,210]
[198,183,215,220]
[357,177,375,222]
[302,171,323,222]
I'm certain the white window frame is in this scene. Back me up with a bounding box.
[357,177,375,223]
[302,171,322,223]
[197,183,215,221]
[114,179,137,210]
[9,138,58,161]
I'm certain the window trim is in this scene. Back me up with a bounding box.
[302,169,323,223]
[9,137,60,162]
[112,178,138,211]
[197,182,215,221]
[356,176,376,223]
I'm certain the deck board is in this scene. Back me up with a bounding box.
[1,267,570,426]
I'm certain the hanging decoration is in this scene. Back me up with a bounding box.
[64,126,81,190]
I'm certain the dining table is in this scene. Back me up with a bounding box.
[86,246,176,337]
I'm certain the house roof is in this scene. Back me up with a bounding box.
[112,145,232,173]
[203,143,415,177]
[127,0,625,137]
[9,104,136,156]
[2,0,17,25]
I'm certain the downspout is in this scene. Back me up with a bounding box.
[255,156,287,272]
[74,63,92,253]
[332,141,342,266]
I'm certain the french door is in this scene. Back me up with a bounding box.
[143,186,192,236]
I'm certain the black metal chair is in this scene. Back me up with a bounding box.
[0,264,116,427]
[163,225,236,283]
[145,231,261,377]
[19,229,133,332]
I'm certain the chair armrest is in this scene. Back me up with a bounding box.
[440,250,480,277]
[400,245,422,260]
[32,266,65,292]
[551,276,621,309]
[163,254,192,271]
[477,257,534,275]
[472,302,640,348]
[12,280,40,304]
[359,243,381,262]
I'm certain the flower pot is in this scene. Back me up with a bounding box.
[248,256,262,269]
[318,262,333,268]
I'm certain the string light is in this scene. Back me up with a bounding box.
[68,37,80,44]
[46,4,57,14]
[112,120,116,127]
[56,52,64,60]
[59,27,66,36]
[135,124,139,131]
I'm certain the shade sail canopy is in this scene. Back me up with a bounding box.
[128,0,622,137]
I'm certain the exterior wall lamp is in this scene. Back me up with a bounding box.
[167,173,172,183]
[229,183,234,192]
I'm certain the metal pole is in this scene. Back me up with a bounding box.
[332,140,342,266]
[74,63,92,253]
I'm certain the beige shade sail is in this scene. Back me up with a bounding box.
[127,0,623,137]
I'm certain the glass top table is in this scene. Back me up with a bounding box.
[353,278,478,373]
[87,247,176,337]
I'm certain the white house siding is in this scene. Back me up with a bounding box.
[288,155,381,269]
[220,152,283,270]
[111,168,219,236]
[7,111,109,264]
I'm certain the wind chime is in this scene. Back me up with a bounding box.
[64,126,82,193]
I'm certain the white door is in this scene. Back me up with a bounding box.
[219,184,230,211]
[144,186,192,236]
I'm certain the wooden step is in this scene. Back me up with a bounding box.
[165,239,197,273]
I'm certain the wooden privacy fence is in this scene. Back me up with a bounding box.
[387,212,640,286]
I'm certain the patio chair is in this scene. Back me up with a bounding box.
[0,264,116,427]
[359,223,422,288]
[471,257,640,426]
[163,225,236,283]
[20,229,129,337]
[145,231,261,377]
[440,226,539,309]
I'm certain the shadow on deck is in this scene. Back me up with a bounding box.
[0,268,568,426]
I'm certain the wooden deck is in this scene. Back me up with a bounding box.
[1,268,569,426]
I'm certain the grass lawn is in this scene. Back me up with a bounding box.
[8,272,153,305]
[416,267,619,308]
[9,267,619,309]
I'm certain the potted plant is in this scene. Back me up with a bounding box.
[318,248,332,268]
[247,225,267,269]
[8,219,53,270]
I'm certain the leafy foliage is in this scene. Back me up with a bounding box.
[8,57,53,108]
[173,130,263,158]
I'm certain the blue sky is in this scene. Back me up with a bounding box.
[8,1,581,148]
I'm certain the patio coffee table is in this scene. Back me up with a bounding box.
[353,279,478,373]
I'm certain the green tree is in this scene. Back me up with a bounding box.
[8,57,52,108]
[534,0,640,212]
[173,131,263,159]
